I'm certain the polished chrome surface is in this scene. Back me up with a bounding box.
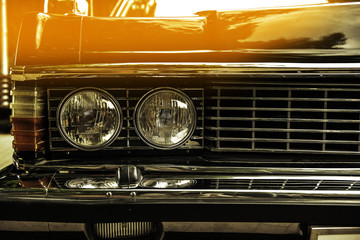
[66,178,119,189]
[0,220,301,237]
[163,222,301,234]
[10,62,360,81]
[207,81,360,155]
[140,179,196,189]
[48,87,204,151]
[5,187,360,205]
[54,171,360,191]
[0,221,86,232]
[20,164,360,176]
[209,177,360,191]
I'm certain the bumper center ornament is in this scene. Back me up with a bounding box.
[116,165,143,189]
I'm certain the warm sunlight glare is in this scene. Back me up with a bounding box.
[1,0,8,76]
[155,0,327,16]
[75,0,89,15]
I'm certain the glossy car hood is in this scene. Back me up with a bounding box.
[14,3,360,66]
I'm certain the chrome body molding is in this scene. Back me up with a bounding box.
[18,163,360,176]
[3,188,360,205]
[0,221,300,235]
[0,221,86,232]
[10,62,360,81]
[162,222,301,235]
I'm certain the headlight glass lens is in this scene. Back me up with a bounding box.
[58,89,122,150]
[135,89,196,149]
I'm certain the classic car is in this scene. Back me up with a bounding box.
[2,0,360,239]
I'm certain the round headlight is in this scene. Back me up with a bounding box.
[134,88,196,149]
[57,88,122,151]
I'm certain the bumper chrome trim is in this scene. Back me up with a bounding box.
[0,221,86,232]
[2,188,360,205]
[18,162,360,176]
[163,222,301,235]
[0,221,301,236]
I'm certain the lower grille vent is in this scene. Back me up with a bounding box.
[93,222,159,240]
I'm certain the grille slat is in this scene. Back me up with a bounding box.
[206,127,360,134]
[48,88,204,152]
[210,178,360,191]
[206,137,360,145]
[208,106,360,113]
[207,116,360,123]
[209,96,360,102]
[208,84,360,154]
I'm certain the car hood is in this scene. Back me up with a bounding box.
[14,2,360,66]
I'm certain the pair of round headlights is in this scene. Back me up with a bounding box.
[57,88,196,151]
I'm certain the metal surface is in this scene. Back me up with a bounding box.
[0,221,86,232]
[209,177,360,191]
[4,187,360,205]
[0,221,301,236]
[94,222,155,239]
[48,87,204,152]
[162,222,301,234]
[12,3,360,65]
[8,170,360,204]
[19,163,360,175]
[207,82,360,155]
[9,62,360,81]
[55,174,360,191]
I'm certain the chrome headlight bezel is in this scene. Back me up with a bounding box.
[134,88,197,150]
[56,87,122,151]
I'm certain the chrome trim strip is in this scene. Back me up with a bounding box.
[0,221,85,232]
[0,220,301,235]
[20,164,360,176]
[4,188,360,204]
[163,222,301,235]
[49,222,87,232]
[10,62,360,81]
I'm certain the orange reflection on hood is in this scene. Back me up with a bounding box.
[155,0,327,16]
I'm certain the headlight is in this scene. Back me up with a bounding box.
[134,88,196,149]
[57,88,122,151]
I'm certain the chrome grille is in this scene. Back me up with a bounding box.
[207,83,360,154]
[94,222,155,239]
[209,177,360,191]
[48,88,204,152]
